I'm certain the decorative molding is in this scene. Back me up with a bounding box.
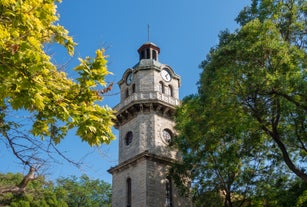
[114,101,176,128]
[108,150,176,174]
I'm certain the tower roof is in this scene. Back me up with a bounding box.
[137,42,160,54]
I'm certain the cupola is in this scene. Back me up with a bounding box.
[137,42,160,61]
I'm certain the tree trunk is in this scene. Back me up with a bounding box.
[0,166,36,195]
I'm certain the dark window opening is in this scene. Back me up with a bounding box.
[132,84,136,93]
[169,85,173,97]
[140,50,145,60]
[125,88,129,98]
[125,131,133,146]
[146,48,150,59]
[127,178,131,207]
[166,177,173,207]
[159,81,164,93]
[153,50,157,60]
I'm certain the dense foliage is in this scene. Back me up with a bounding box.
[171,0,306,206]
[0,0,115,147]
[0,173,111,207]
[0,0,115,191]
[55,175,112,207]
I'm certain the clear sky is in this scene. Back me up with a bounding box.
[1,0,250,184]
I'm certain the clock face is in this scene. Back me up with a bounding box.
[162,129,172,143]
[126,72,133,85]
[161,69,171,82]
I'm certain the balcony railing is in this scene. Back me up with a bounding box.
[114,91,180,111]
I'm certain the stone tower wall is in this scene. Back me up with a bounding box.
[111,158,191,207]
[146,160,191,207]
[151,114,178,159]
[118,113,154,163]
[111,160,147,207]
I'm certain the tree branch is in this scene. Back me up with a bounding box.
[246,98,307,182]
[0,166,37,195]
[272,90,307,111]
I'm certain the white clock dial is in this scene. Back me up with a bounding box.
[161,69,171,82]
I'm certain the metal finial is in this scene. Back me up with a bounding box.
[147,24,150,41]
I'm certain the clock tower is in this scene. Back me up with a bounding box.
[108,42,190,207]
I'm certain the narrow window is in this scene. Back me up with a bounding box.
[146,48,150,59]
[153,50,157,60]
[125,88,129,98]
[166,177,173,207]
[169,85,173,97]
[159,81,164,93]
[165,86,170,96]
[140,50,145,60]
[132,84,136,93]
[127,178,131,207]
[125,131,133,146]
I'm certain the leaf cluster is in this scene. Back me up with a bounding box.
[0,0,115,146]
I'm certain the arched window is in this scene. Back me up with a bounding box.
[168,85,173,97]
[159,81,164,93]
[125,88,129,98]
[165,85,173,96]
[165,86,170,96]
[165,177,173,207]
[127,178,131,207]
[125,131,133,146]
[132,84,136,93]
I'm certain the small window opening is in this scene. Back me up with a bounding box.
[169,85,173,97]
[146,48,150,59]
[127,178,131,207]
[153,50,157,60]
[125,131,133,146]
[166,177,173,207]
[125,88,129,98]
[132,84,136,93]
[159,81,165,93]
[140,50,145,60]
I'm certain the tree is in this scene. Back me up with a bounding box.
[0,172,67,207]
[171,95,287,207]
[0,0,115,193]
[206,0,307,181]
[233,0,307,181]
[55,174,112,207]
[0,173,112,207]
[171,0,306,205]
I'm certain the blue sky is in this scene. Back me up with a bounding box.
[1,0,250,183]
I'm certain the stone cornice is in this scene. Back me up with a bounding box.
[108,150,176,174]
[114,102,175,128]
